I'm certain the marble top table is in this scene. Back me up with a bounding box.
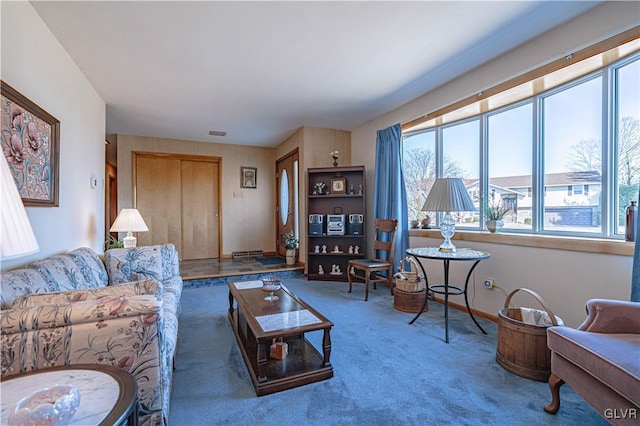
[1,364,137,426]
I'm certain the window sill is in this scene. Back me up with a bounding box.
[408,229,634,256]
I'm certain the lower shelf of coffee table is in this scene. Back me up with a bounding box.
[229,311,333,396]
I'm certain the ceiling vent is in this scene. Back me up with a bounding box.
[208,130,227,137]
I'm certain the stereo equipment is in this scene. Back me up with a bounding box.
[308,214,324,235]
[348,214,364,235]
[326,214,346,235]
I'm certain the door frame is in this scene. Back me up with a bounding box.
[132,151,222,258]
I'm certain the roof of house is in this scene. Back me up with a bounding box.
[465,171,601,189]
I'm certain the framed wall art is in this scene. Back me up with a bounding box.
[241,166,257,189]
[1,81,60,206]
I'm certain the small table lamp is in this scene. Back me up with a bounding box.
[421,178,475,253]
[110,209,149,248]
[1,155,39,259]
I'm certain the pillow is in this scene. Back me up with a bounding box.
[12,279,160,309]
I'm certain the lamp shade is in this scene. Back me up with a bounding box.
[110,209,149,233]
[1,154,39,260]
[421,178,475,212]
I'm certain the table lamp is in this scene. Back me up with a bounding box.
[110,208,149,248]
[421,177,475,253]
[1,154,39,260]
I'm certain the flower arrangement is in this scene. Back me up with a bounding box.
[283,231,299,250]
[314,182,326,194]
[330,150,339,167]
[483,191,511,220]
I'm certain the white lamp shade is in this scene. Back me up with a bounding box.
[1,154,39,260]
[421,178,475,212]
[110,209,149,233]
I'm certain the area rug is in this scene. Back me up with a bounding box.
[169,277,605,425]
[255,256,287,266]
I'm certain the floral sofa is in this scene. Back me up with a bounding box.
[1,244,182,426]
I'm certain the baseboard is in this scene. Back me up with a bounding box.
[429,294,498,324]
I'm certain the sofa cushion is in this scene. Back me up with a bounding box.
[104,246,164,284]
[12,279,160,308]
[0,268,59,309]
[548,327,640,406]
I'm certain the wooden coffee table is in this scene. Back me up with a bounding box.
[228,280,333,396]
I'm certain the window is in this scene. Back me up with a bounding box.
[402,130,436,224]
[542,75,602,234]
[442,119,480,227]
[614,58,640,235]
[402,37,640,240]
[487,103,533,231]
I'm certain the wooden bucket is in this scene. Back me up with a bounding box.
[496,288,562,382]
[394,257,425,292]
[394,288,428,313]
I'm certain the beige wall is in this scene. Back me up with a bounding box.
[351,2,638,327]
[276,126,351,270]
[1,2,106,270]
[117,134,276,258]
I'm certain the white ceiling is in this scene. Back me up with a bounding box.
[32,1,600,148]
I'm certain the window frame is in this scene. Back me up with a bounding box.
[402,48,640,240]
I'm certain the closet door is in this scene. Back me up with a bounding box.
[135,156,182,249]
[181,160,219,260]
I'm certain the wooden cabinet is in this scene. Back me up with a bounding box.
[307,166,365,281]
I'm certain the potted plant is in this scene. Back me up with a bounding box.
[283,231,299,265]
[483,191,511,232]
[313,182,327,195]
[104,235,124,251]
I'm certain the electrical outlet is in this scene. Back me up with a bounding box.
[483,279,495,289]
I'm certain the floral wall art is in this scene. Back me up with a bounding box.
[1,81,59,206]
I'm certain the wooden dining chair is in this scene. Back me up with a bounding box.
[347,218,398,301]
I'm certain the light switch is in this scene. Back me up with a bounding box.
[90,175,98,188]
[233,191,243,199]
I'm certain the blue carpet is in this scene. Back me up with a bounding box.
[256,256,287,265]
[169,277,605,425]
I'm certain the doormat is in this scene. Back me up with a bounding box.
[255,256,287,266]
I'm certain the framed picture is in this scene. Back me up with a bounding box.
[331,175,346,194]
[241,166,257,189]
[1,81,60,206]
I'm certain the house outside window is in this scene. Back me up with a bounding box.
[402,41,639,239]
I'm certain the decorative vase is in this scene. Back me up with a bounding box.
[486,219,504,233]
[285,249,296,265]
[333,160,338,167]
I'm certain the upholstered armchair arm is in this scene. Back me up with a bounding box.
[577,299,640,334]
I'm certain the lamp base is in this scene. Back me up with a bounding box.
[438,239,457,253]
[122,232,137,249]
[439,213,457,253]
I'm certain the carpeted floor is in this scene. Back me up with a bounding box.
[169,277,606,425]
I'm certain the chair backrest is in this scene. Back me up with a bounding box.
[370,218,398,264]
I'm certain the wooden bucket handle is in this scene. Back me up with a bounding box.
[503,288,559,327]
[399,257,421,276]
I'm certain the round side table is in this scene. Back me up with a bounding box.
[0,364,138,426]
[406,247,491,343]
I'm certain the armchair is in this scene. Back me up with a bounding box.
[545,299,640,424]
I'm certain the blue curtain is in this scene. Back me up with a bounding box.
[631,188,640,302]
[373,123,409,274]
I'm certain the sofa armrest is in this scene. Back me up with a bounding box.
[1,295,161,334]
[577,299,640,334]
